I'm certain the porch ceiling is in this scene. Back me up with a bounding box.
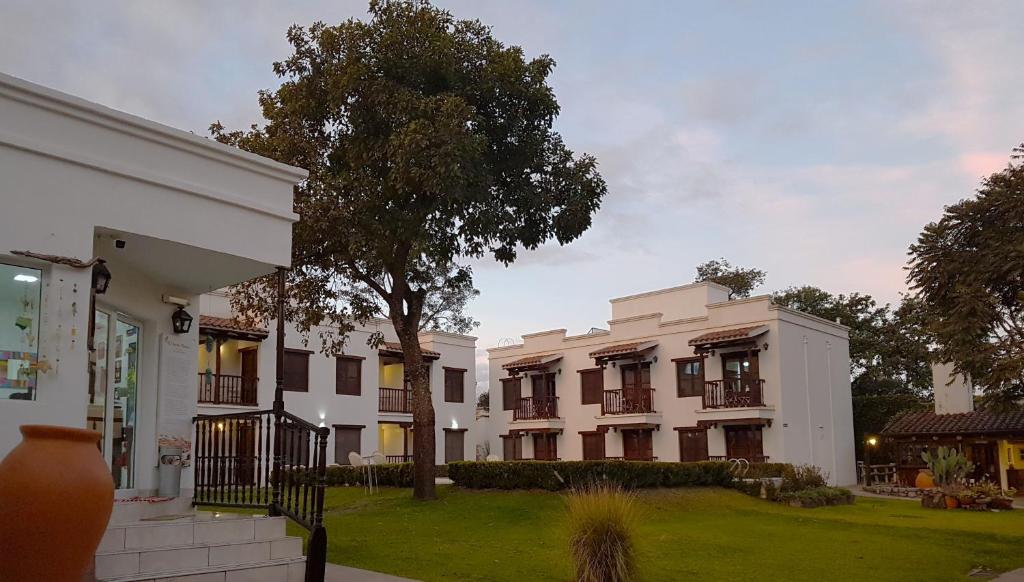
[96,228,281,295]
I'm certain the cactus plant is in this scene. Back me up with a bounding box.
[921,446,972,492]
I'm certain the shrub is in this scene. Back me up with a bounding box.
[448,461,737,491]
[780,464,828,492]
[567,485,638,582]
[778,486,854,508]
[281,463,414,487]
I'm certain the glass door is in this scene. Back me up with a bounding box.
[89,308,140,490]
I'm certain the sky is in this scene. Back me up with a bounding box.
[3,1,1022,393]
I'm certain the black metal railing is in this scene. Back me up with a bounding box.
[194,408,328,581]
[709,454,770,463]
[601,388,654,415]
[702,378,765,409]
[385,454,413,463]
[513,396,559,420]
[378,387,413,413]
[198,373,259,406]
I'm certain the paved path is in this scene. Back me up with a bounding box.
[326,563,420,582]
[996,568,1024,581]
[849,485,1024,509]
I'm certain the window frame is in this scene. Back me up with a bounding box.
[282,348,311,392]
[674,356,705,398]
[335,355,363,396]
[444,367,466,403]
[579,368,604,405]
[333,424,364,465]
[677,427,709,462]
[501,377,521,411]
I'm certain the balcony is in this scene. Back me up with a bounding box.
[601,388,654,415]
[385,454,413,463]
[379,387,413,414]
[702,378,766,409]
[197,373,258,407]
[513,396,559,421]
[709,454,771,463]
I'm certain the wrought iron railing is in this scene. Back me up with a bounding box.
[385,454,413,463]
[702,378,765,409]
[193,408,328,581]
[513,396,559,420]
[197,373,259,406]
[601,388,654,415]
[709,454,770,463]
[378,387,412,413]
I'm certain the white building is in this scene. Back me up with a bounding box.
[196,291,478,466]
[486,281,856,485]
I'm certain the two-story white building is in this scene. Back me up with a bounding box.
[486,281,856,485]
[196,291,478,466]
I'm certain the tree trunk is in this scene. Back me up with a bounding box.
[396,325,436,500]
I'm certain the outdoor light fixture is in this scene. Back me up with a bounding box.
[91,259,111,294]
[171,306,193,334]
[867,437,878,447]
[13,274,38,283]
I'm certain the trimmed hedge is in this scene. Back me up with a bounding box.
[778,486,855,508]
[447,460,738,491]
[282,462,414,487]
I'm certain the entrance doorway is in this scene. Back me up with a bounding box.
[724,425,764,462]
[89,308,141,489]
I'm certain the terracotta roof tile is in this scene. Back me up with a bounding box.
[198,315,268,338]
[688,325,768,346]
[881,410,1024,437]
[588,341,657,358]
[381,341,441,358]
[502,353,562,370]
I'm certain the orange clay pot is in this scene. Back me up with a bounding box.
[945,495,959,509]
[0,425,114,581]
[915,469,936,489]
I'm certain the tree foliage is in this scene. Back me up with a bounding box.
[694,258,766,299]
[772,286,932,397]
[212,0,606,499]
[908,144,1024,408]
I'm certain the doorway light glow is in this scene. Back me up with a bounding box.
[13,274,38,283]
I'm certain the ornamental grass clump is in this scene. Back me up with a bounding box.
[566,484,639,582]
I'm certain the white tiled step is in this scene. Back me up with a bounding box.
[100,514,287,552]
[95,536,304,579]
[97,556,306,582]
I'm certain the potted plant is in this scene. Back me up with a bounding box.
[921,446,972,509]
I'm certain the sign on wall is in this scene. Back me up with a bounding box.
[157,333,196,456]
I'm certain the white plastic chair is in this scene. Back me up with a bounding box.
[485,454,499,462]
[348,451,373,494]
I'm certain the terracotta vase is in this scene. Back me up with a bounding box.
[944,495,959,509]
[0,425,114,581]
[914,469,935,489]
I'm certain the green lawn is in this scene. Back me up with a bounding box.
[275,486,1024,581]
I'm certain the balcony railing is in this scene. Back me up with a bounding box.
[197,373,259,406]
[702,378,765,409]
[601,388,655,415]
[378,387,413,413]
[385,454,413,463]
[709,455,770,463]
[513,396,559,421]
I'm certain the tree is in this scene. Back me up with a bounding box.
[694,258,766,299]
[909,144,1024,408]
[476,391,489,410]
[213,0,606,500]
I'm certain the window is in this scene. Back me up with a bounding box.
[444,429,466,463]
[501,377,521,411]
[335,356,362,395]
[622,429,654,461]
[581,432,605,460]
[1,263,42,401]
[725,425,764,461]
[579,369,603,405]
[283,349,310,392]
[444,367,466,403]
[678,428,709,462]
[333,425,363,464]
[675,357,704,398]
[501,433,522,460]
[533,433,558,461]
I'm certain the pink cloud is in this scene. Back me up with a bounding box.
[959,152,1008,180]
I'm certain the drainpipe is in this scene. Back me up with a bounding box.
[826,341,837,483]
[803,336,814,466]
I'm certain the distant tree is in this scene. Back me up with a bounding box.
[213,0,606,500]
[909,144,1024,409]
[476,391,489,410]
[694,258,766,299]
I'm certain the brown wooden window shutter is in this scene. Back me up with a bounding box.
[501,377,521,411]
[579,369,604,405]
[581,432,605,460]
[333,426,363,464]
[283,349,310,392]
[501,434,522,460]
[675,357,704,398]
[678,428,709,462]
[444,429,466,463]
[335,357,362,396]
[444,368,465,403]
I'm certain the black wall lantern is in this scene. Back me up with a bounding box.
[171,306,193,334]
[92,259,112,295]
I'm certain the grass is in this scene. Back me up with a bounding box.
[238,486,1024,581]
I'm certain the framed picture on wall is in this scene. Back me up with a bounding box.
[114,360,122,383]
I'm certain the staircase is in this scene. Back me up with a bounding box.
[94,508,305,581]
